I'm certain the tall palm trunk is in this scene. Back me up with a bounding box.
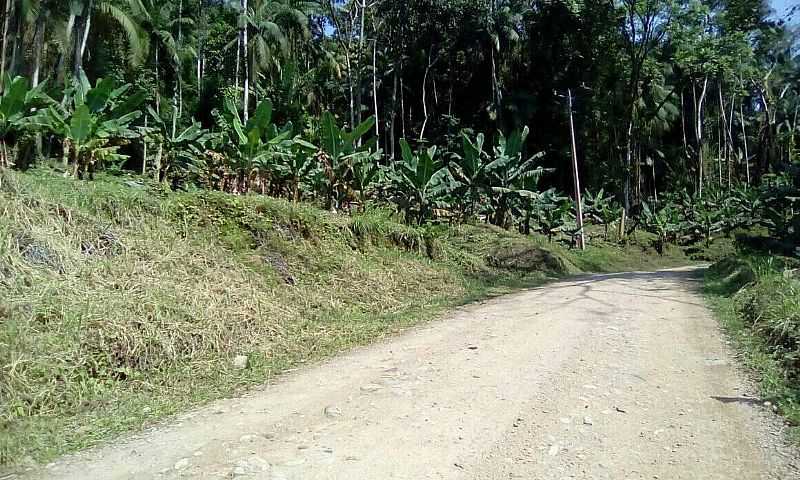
[172,0,183,139]
[694,77,709,197]
[389,66,397,160]
[80,0,93,59]
[196,0,204,92]
[0,0,13,90]
[9,4,21,78]
[355,0,366,128]
[241,0,249,122]
[372,39,379,143]
[72,1,93,78]
[154,47,161,113]
[32,11,46,87]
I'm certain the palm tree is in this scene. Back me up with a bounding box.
[5,0,67,88]
[1,0,41,90]
[483,0,525,124]
[135,0,194,134]
[232,0,311,120]
[65,0,146,80]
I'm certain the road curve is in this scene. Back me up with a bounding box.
[26,268,799,480]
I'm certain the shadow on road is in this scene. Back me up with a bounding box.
[524,267,709,312]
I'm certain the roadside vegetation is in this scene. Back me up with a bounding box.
[0,0,798,471]
[705,252,800,441]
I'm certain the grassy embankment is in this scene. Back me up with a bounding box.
[1,168,697,468]
[705,251,800,441]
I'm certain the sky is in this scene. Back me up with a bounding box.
[770,0,797,20]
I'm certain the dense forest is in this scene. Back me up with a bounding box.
[0,0,798,246]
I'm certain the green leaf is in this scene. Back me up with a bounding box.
[293,138,317,151]
[321,111,341,158]
[85,78,116,113]
[111,90,146,117]
[347,116,376,143]
[0,77,29,119]
[248,99,273,132]
[399,139,414,165]
[70,105,92,145]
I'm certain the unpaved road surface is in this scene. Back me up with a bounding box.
[24,268,800,479]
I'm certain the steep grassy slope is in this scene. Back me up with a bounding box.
[0,169,691,468]
[705,254,800,440]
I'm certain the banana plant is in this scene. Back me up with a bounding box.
[273,136,318,201]
[221,97,293,193]
[450,131,490,219]
[146,107,219,183]
[530,189,572,242]
[641,202,680,254]
[351,154,384,208]
[318,111,378,210]
[0,76,54,168]
[388,139,456,224]
[486,126,546,228]
[583,188,621,239]
[43,71,145,179]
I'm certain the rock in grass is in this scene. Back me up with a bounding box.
[233,355,249,370]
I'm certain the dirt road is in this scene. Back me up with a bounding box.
[26,268,798,479]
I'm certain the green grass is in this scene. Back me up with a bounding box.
[0,168,699,470]
[704,254,800,441]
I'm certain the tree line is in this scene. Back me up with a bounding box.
[0,0,797,245]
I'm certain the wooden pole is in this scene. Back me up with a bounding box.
[568,88,586,250]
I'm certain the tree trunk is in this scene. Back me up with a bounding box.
[172,0,183,138]
[727,93,736,186]
[32,12,46,87]
[155,143,163,182]
[695,77,709,197]
[490,48,499,123]
[235,19,241,88]
[80,0,94,61]
[347,57,355,128]
[72,2,93,78]
[400,72,406,139]
[355,0,366,128]
[9,5,21,79]
[0,138,7,168]
[717,85,724,187]
[419,48,433,142]
[0,0,12,91]
[389,65,397,159]
[172,79,180,139]
[240,0,249,121]
[142,115,148,175]
[740,101,749,185]
[372,39,379,143]
[196,0,203,92]
[177,0,184,126]
[155,47,162,114]
[681,89,688,156]
[624,116,633,211]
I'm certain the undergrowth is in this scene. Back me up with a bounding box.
[705,253,800,441]
[1,168,696,469]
